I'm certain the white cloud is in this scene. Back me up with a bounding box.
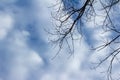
[40,73,56,80]
[0,0,111,80]
[40,36,100,80]
[8,65,28,80]
[8,50,43,80]
[0,12,14,40]
[66,39,89,72]
[7,30,44,80]
[34,0,104,80]
[26,51,44,68]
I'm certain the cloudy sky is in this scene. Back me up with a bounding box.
[0,0,115,80]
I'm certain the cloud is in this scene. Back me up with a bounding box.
[3,30,44,80]
[0,0,112,80]
[0,12,14,40]
[0,1,44,79]
[8,50,43,80]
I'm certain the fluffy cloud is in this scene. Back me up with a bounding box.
[0,12,14,40]
[0,1,44,80]
[3,30,43,80]
[0,0,110,80]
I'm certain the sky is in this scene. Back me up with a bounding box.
[0,0,118,80]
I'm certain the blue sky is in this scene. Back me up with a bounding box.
[0,0,118,80]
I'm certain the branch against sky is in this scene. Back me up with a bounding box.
[51,0,120,80]
[0,0,109,80]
